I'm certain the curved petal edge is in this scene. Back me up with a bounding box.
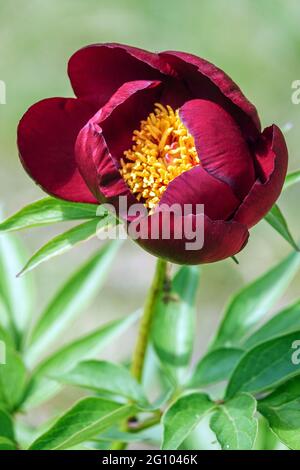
[234,125,288,228]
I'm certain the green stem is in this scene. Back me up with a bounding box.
[129,412,162,433]
[111,414,161,450]
[131,258,168,382]
[111,258,168,450]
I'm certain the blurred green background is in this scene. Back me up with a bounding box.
[0,0,300,439]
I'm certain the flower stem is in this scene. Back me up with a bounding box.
[131,258,168,382]
[111,258,168,451]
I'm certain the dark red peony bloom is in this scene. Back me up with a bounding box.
[17,43,288,264]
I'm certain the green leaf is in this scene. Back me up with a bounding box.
[226,331,300,398]
[210,393,258,450]
[29,397,136,450]
[0,436,17,450]
[19,216,116,276]
[258,376,300,449]
[211,251,300,349]
[25,241,121,366]
[53,360,147,405]
[142,345,173,399]
[0,346,27,411]
[0,197,101,232]
[23,312,139,409]
[0,324,13,350]
[0,230,34,340]
[265,204,299,251]
[162,392,215,450]
[283,169,300,191]
[0,407,15,441]
[253,415,280,450]
[152,266,200,384]
[189,348,244,387]
[245,299,300,348]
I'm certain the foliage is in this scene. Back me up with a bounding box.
[0,170,300,450]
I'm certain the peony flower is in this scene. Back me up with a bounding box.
[17,43,288,264]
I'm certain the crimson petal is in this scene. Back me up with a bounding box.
[130,210,249,264]
[68,43,173,105]
[234,125,288,228]
[179,99,255,200]
[17,97,99,203]
[158,165,240,220]
[160,51,260,140]
[75,80,163,205]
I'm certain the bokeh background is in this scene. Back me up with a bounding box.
[0,0,300,446]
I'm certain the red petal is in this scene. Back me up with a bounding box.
[160,51,261,140]
[234,125,288,228]
[75,80,162,203]
[68,43,173,104]
[17,97,99,203]
[179,99,255,200]
[158,165,240,220]
[130,210,249,264]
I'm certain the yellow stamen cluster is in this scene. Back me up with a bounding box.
[120,103,200,209]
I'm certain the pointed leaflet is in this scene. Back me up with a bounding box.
[189,348,244,387]
[152,266,200,384]
[226,330,300,398]
[211,250,300,349]
[0,324,13,349]
[162,392,215,450]
[29,397,136,450]
[25,241,121,366]
[0,346,27,412]
[0,225,34,339]
[265,204,298,251]
[264,169,300,248]
[23,312,139,409]
[52,360,147,405]
[210,393,258,450]
[0,408,15,441]
[0,197,103,232]
[283,169,300,191]
[258,377,300,450]
[245,299,300,348]
[19,215,116,276]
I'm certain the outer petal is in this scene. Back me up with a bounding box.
[179,99,255,200]
[75,80,163,205]
[129,210,249,264]
[17,97,99,203]
[160,50,261,140]
[68,43,174,104]
[158,165,240,220]
[234,125,288,228]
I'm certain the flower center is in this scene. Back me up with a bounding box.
[120,103,200,209]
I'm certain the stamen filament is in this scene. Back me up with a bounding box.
[120,103,200,209]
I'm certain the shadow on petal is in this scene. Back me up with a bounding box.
[128,209,249,264]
